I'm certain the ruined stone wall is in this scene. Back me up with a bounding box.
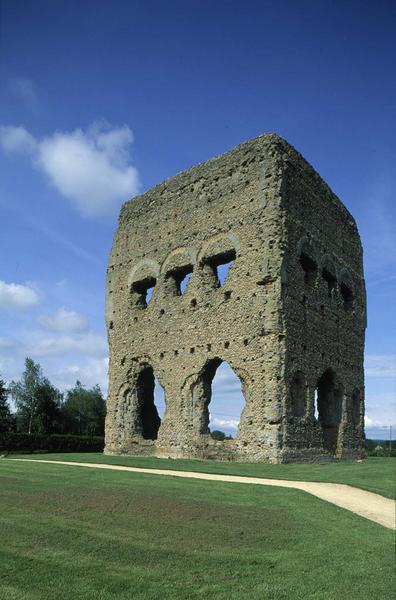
[105,133,366,463]
[279,144,366,461]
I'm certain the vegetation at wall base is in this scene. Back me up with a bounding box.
[0,433,104,453]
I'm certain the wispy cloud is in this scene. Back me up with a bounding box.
[0,330,106,359]
[365,355,396,378]
[0,121,140,217]
[28,332,107,358]
[365,390,396,431]
[25,216,101,265]
[0,125,36,155]
[359,177,396,282]
[37,307,88,333]
[0,326,108,393]
[0,337,18,350]
[0,280,41,310]
[8,77,39,113]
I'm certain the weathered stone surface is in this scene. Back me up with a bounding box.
[104,133,366,463]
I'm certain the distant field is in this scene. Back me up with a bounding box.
[10,453,396,499]
[0,459,394,600]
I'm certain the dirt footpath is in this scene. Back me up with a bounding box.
[10,459,396,530]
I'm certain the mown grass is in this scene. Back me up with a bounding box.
[10,453,396,499]
[0,459,394,599]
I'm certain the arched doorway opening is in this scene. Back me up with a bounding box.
[315,369,343,454]
[192,359,245,439]
[136,365,165,440]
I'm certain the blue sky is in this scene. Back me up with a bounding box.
[0,0,394,439]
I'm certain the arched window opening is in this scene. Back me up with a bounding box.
[131,277,156,308]
[299,251,317,285]
[208,249,236,287]
[340,282,354,310]
[145,285,155,304]
[192,359,244,440]
[322,267,337,298]
[351,389,361,427]
[313,389,319,420]
[154,377,166,419]
[217,261,235,286]
[179,271,192,294]
[165,265,193,296]
[290,371,306,418]
[136,366,165,440]
[315,369,343,454]
[174,265,193,295]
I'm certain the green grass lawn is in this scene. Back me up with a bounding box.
[0,459,394,599]
[10,453,396,499]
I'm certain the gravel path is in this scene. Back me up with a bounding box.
[10,458,395,530]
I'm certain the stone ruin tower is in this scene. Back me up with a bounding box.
[105,133,366,463]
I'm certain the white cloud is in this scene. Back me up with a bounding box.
[0,280,40,310]
[51,357,109,393]
[8,78,39,112]
[210,417,239,431]
[365,414,395,429]
[0,121,140,217]
[0,125,37,154]
[0,327,108,394]
[365,355,396,378]
[38,307,88,333]
[37,123,139,216]
[365,389,395,440]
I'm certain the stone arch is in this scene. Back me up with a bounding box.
[297,237,317,285]
[128,259,160,287]
[115,361,166,441]
[161,247,197,273]
[339,269,354,310]
[189,357,247,437]
[161,246,197,296]
[289,371,307,418]
[128,260,160,308]
[320,255,337,298]
[198,232,240,262]
[198,232,239,289]
[135,365,163,439]
[314,368,343,454]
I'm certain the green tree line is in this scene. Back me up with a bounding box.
[0,357,106,436]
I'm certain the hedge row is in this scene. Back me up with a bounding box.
[0,432,104,453]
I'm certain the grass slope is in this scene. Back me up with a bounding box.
[0,460,394,600]
[10,453,396,499]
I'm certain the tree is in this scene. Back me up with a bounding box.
[35,380,63,434]
[0,378,13,432]
[374,444,385,457]
[9,358,62,434]
[210,430,226,441]
[61,381,106,436]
